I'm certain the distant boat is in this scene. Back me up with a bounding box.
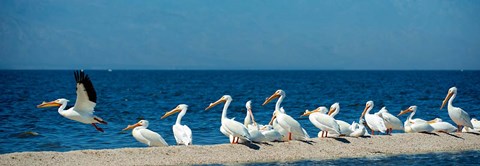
[108,69,113,72]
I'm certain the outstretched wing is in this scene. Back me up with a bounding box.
[73,71,97,114]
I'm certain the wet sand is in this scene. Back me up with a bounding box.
[2,133,480,165]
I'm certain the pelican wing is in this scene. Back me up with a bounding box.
[459,108,474,128]
[313,114,340,134]
[173,124,192,145]
[73,71,97,114]
[223,118,250,140]
[382,113,404,130]
[365,114,387,132]
[139,129,168,146]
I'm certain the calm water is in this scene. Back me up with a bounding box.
[0,70,479,156]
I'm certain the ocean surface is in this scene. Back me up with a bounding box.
[1,70,479,159]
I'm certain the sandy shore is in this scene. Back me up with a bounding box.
[2,133,480,165]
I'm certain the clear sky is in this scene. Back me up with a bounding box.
[1,0,479,70]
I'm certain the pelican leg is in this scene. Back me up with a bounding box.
[457,125,462,133]
[371,130,374,136]
[326,131,328,138]
[321,131,325,138]
[288,132,292,141]
[94,117,108,124]
[91,123,104,132]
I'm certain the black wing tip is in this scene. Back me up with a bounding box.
[73,70,97,103]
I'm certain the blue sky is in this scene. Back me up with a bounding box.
[1,0,479,70]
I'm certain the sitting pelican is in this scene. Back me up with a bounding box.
[302,107,340,138]
[161,104,192,145]
[376,107,403,135]
[122,120,168,147]
[37,71,107,132]
[243,100,267,143]
[349,119,367,137]
[263,90,309,141]
[205,95,250,144]
[462,118,480,132]
[328,103,353,136]
[441,87,474,132]
[361,101,387,135]
[427,118,457,133]
[398,106,434,133]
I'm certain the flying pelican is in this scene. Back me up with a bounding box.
[427,118,457,133]
[122,120,168,147]
[302,107,340,138]
[441,87,474,132]
[376,107,403,135]
[398,106,434,133]
[349,119,367,137]
[243,100,268,143]
[161,104,192,145]
[361,101,387,135]
[37,71,107,132]
[205,95,250,144]
[328,103,353,136]
[263,90,309,141]
[462,118,480,132]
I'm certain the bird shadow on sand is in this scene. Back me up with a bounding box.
[419,132,439,136]
[359,136,371,138]
[332,137,351,144]
[242,142,261,150]
[463,132,480,136]
[299,140,315,145]
[439,132,464,139]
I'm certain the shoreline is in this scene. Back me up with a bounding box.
[2,133,480,165]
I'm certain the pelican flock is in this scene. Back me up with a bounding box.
[37,72,478,147]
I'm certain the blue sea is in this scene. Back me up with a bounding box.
[1,70,479,163]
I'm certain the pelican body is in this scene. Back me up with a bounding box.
[376,107,403,135]
[302,107,340,138]
[361,101,387,135]
[349,119,367,137]
[263,90,309,141]
[441,87,473,132]
[37,71,107,132]
[398,106,434,133]
[205,95,250,144]
[123,120,168,147]
[161,104,192,145]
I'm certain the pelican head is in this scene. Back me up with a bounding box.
[398,105,417,116]
[37,98,69,108]
[262,89,285,106]
[441,87,457,110]
[161,104,188,119]
[301,110,313,117]
[328,102,340,116]
[361,101,374,118]
[427,118,443,124]
[205,95,232,110]
[246,100,252,110]
[123,120,149,131]
[268,110,279,125]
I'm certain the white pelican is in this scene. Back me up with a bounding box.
[349,119,367,137]
[122,120,168,147]
[376,107,403,135]
[427,118,457,133]
[462,118,480,132]
[243,101,268,143]
[361,101,387,135]
[263,90,309,141]
[37,71,107,132]
[441,87,474,132]
[302,107,340,138]
[205,95,250,144]
[161,104,192,145]
[328,103,353,136]
[398,106,434,133]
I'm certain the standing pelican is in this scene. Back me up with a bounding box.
[263,90,309,141]
[37,71,107,132]
[205,95,250,144]
[376,107,403,135]
[361,101,387,135]
[441,87,474,132]
[122,120,168,147]
[427,118,457,133]
[328,103,353,136]
[161,104,192,145]
[398,106,434,133]
[302,107,340,138]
